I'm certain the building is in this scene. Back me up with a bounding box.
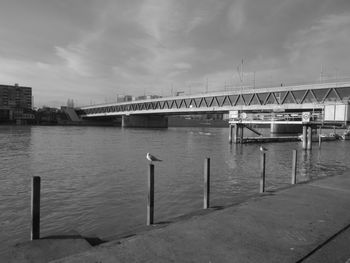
[134,95,162,101]
[0,83,34,123]
[117,95,133,103]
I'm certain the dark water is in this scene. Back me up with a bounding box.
[0,125,349,253]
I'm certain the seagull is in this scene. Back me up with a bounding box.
[259,146,268,152]
[146,153,162,163]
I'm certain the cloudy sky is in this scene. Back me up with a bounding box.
[1,0,350,107]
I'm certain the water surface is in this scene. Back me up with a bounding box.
[0,125,349,253]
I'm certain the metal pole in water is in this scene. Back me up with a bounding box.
[307,126,312,150]
[291,150,297,184]
[31,176,41,240]
[147,164,154,225]
[302,125,307,150]
[260,153,266,193]
[318,134,322,148]
[318,126,322,148]
[203,158,210,209]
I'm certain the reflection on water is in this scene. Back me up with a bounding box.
[0,125,349,253]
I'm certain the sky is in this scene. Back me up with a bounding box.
[1,0,350,107]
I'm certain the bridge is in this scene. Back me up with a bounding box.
[78,81,350,128]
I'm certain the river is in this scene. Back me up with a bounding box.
[0,125,349,253]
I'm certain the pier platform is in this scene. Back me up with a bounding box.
[50,172,350,263]
[242,136,300,143]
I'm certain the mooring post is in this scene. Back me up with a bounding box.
[318,134,322,148]
[302,125,307,150]
[229,125,233,144]
[260,153,266,193]
[291,150,297,184]
[233,124,238,144]
[239,125,244,144]
[31,176,41,240]
[318,126,322,148]
[203,158,210,209]
[307,126,312,150]
[147,164,154,225]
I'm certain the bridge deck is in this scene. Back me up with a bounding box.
[79,82,350,117]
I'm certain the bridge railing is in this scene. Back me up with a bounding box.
[215,76,350,93]
[79,78,350,109]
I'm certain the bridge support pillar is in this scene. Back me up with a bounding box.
[302,125,313,150]
[229,125,233,144]
[122,115,168,128]
[230,124,239,144]
[231,124,244,144]
[239,124,244,143]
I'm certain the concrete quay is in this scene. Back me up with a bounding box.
[49,172,350,263]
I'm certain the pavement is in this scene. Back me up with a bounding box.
[50,173,350,263]
[0,231,92,263]
[3,173,350,263]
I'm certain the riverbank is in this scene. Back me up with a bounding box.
[57,172,350,262]
[4,171,350,262]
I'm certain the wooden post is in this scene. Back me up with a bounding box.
[31,176,41,240]
[307,126,312,150]
[147,164,154,225]
[203,158,210,209]
[302,125,307,150]
[260,153,266,193]
[229,125,233,144]
[291,150,297,184]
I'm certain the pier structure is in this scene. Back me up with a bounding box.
[77,81,350,129]
[228,111,321,149]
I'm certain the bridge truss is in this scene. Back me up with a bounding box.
[80,82,350,117]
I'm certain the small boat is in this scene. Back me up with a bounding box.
[323,133,340,141]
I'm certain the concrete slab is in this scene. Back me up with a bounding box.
[52,173,350,263]
[301,224,350,263]
[0,233,92,263]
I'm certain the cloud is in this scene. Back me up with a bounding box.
[186,16,204,34]
[137,0,182,42]
[174,62,192,70]
[227,0,246,34]
[1,0,350,106]
[285,12,350,80]
[55,45,92,77]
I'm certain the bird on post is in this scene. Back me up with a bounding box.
[259,145,268,152]
[146,153,162,163]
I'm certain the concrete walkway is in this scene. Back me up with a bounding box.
[1,231,92,263]
[50,173,350,263]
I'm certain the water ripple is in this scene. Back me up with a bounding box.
[0,126,349,253]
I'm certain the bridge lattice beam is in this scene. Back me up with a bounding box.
[80,83,350,117]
